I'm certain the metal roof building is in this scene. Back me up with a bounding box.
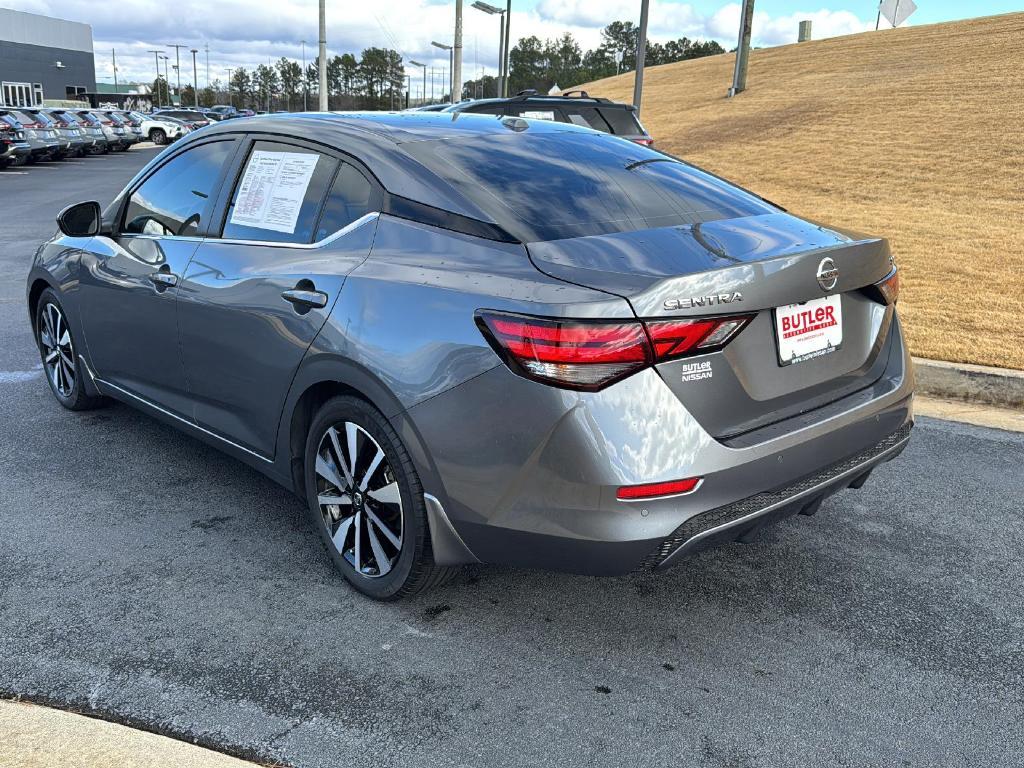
[0,8,95,106]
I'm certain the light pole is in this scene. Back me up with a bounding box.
[318,0,327,110]
[112,49,118,94]
[205,43,210,87]
[147,49,162,104]
[632,0,649,113]
[227,68,234,107]
[301,40,308,110]
[166,43,187,100]
[191,49,199,106]
[409,60,427,107]
[502,0,510,96]
[471,2,505,98]
[431,41,453,101]
[728,0,756,96]
[453,0,463,103]
[161,55,170,104]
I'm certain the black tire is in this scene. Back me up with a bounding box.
[35,288,105,411]
[150,128,166,146]
[303,395,456,600]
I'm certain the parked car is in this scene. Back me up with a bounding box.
[43,108,93,156]
[153,109,211,130]
[73,111,118,153]
[404,103,452,112]
[0,109,59,163]
[208,105,240,119]
[443,90,654,146]
[0,114,31,168]
[53,110,106,154]
[15,108,76,159]
[27,112,912,600]
[110,110,144,142]
[121,111,186,145]
[102,112,139,151]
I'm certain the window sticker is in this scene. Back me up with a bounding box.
[520,110,556,121]
[229,150,320,234]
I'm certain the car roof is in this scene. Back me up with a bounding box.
[178,111,600,225]
[446,94,630,111]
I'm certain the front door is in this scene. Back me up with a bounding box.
[177,140,381,457]
[77,138,238,417]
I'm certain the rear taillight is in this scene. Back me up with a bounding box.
[617,476,702,501]
[477,311,753,391]
[875,268,900,304]
[631,138,654,146]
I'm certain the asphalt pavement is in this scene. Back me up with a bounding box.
[1,148,1022,768]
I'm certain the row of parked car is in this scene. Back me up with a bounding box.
[0,104,252,170]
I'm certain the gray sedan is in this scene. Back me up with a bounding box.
[26,112,912,600]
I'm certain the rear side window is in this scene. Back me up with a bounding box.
[314,163,378,241]
[563,107,612,133]
[597,107,643,135]
[123,140,234,237]
[221,141,337,244]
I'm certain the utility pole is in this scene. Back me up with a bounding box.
[502,0,511,96]
[728,0,755,97]
[301,40,308,110]
[161,55,170,104]
[227,68,234,107]
[191,49,199,106]
[112,49,118,94]
[632,0,649,113]
[410,61,427,108]
[318,0,328,110]
[453,0,463,102]
[205,43,210,86]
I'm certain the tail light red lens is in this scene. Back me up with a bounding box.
[477,311,753,391]
[631,138,654,146]
[617,476,702,501]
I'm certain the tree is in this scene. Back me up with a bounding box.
[180,84,196,107]
[229,68,253,110]
[149,77,169,106]
[254,63,279,111]
[508,35,547,94]
[276,57,302,111]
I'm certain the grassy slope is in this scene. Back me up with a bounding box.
[570,13,1024,370]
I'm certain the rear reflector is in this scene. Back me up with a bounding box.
[617,477,702,501]
[876,268,900,304]
[477,310,752,391]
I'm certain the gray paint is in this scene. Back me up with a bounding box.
[27,113,914,578]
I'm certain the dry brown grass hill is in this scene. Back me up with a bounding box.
[569,13,1024,370]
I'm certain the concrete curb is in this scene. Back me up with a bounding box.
[914,358,1024,409]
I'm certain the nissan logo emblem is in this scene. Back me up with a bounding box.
[816,257,839,292]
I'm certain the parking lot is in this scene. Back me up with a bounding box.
[1,148,1022,767]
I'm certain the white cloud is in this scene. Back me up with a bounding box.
[4,0,875,90]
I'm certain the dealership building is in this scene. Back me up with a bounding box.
[0,7,95,107]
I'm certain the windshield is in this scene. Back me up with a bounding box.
[404,131,777,242]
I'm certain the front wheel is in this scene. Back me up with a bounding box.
[150,128,166,145]
[35,288,105,411]
[303,396,455,600]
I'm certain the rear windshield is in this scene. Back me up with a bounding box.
[404,131,776,242]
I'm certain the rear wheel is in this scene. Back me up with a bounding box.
[303,396,455,600]
[150,128,166,145]
[35,288,104,411]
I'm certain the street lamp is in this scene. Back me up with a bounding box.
[409,60,427,106]
[160,55,170,104]
[301,40,308,111]
[191,48,199,107]
[227,68,234,108]
[471,1,505,98]
[431,41,453,102]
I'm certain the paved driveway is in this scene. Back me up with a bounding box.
[1,148,1021,767]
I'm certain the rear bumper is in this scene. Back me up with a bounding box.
[405,309,915,575]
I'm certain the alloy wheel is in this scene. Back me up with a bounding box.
[39,302,75,398]
[315,422,404,578]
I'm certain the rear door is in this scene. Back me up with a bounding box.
[177,137,382,458]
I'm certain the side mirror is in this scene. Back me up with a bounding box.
[57,200,103,237]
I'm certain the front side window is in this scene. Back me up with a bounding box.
[221,141,337,244]
[123,140,234,237]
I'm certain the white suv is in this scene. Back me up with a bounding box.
[128,111,188,145]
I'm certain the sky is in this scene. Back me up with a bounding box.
[5,0,1021,97]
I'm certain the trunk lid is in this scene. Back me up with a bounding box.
[527,212,897,442]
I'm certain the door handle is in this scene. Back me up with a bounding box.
[148,271,178,289]
[281,288,328,310]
